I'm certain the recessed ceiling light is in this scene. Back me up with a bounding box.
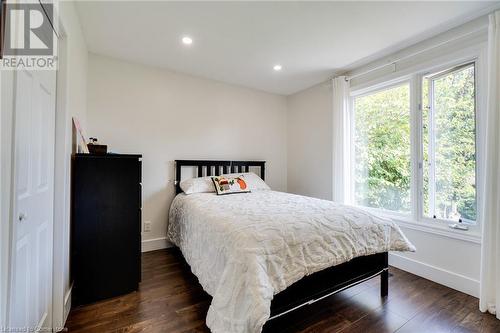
[273,64,282,71]
[182,36,193,45]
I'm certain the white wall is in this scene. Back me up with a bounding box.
[287,82,333,200]
[286,16,488,297]
[86,53,288,250]
[59,2,88,129]
[390,226,481,297]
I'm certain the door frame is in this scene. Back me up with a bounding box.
[52,16,70,330]
[0,68,16,330]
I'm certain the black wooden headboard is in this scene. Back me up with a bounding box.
[175,160,266,194]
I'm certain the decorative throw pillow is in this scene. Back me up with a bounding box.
[212,175,251,195]
[221,172,270,191]
[180,176,216,194]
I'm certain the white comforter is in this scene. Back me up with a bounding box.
[167,191,415,333]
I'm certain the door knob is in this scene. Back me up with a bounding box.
[18,212,28,222]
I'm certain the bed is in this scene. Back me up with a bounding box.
[167,160,415,333]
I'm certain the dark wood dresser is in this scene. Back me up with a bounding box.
[71,153,142,306]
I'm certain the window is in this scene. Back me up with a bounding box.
[350,61,478,224]
[422,64,476,222]
[353,83,411,213]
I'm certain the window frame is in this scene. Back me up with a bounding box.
[419,61,477,224]
[348,51,484,238]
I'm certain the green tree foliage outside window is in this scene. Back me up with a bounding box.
[354,84,411,213]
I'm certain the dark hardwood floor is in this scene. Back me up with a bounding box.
[66,249,499,333]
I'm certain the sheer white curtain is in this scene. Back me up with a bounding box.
[480,10,500,319]
[332,76,350,203]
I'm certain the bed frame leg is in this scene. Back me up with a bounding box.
[381,269,388,297]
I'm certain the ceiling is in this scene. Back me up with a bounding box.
[76,1,499,95]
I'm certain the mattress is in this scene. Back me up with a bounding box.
[167,190,415,333]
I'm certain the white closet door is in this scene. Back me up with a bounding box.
[9,67,56,330]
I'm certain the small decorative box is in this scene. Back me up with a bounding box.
[87,144,108,155]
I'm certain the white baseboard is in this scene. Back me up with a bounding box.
[141,237,171,252]
[61,285,72,331]
[389,253,479,297]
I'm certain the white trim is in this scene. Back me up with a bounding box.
[53,286,71,333]
[350,75,412,98]
[0,71,3,328]
[410,74,421,223]
[141,237,171,252]
[52,21,70,331]
[347,96,355,204]
[351,203,482,243]
[0,71,15,328]
[419,61,479,225]
[36,313,48,332]
[415,50,484,236]
[395,218,481,244]
[389,252,479,297]
[63,285,72,327]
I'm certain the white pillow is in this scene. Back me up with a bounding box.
[221,172,270,191]
[180,176,215,194]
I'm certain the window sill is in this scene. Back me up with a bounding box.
[352,205,482,244]
[392,217,481,244]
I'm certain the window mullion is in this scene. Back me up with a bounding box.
[410,75,421,222]
[348,97,355,205]
[428,79,436,219]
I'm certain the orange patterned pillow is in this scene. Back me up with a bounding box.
[212,175,250,195]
